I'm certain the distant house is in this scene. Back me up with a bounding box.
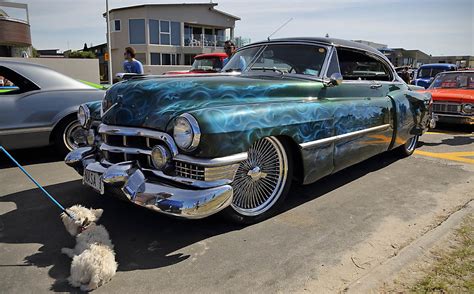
[105,2,240,76]
[0,2,31,57]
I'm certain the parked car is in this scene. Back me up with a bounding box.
[0,61,105,154]
[412,63,457,89]
[165,53,227,75]
[418,71,473,126]
[65,38,433,224]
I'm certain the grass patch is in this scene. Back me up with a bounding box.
[411,214,474,293]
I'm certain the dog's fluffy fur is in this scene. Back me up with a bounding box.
[61,205,117,291]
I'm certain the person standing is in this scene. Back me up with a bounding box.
[123,47,144,74]
[400,66,411,84]
[222,40,247,71]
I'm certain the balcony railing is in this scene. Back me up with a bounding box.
[184,34,227,48]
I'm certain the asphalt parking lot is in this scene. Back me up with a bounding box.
[0,124,473,293]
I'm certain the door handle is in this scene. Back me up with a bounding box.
[370,83,383,89]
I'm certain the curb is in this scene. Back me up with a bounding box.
[345,200,474,293]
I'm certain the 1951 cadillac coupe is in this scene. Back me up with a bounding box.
[65,38,433,224]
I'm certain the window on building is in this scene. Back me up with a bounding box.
[129,19,145,44]
[113,20,121,32]
[149,53,180,66]
[135,53,146,65]
[161,53,172,65]
[171,22,181,46]
[184,54,197,65]
[150,53,160,65]
[160,20,171,45]
[149,19,160,44]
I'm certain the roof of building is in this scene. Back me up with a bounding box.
[246,37,384,56]
[105,3,240,20]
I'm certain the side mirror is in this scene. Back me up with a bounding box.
[326,73,343,87]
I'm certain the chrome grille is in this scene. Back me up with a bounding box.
[433,102,461,114]
[175,161,205,181]
[99,125,240,182]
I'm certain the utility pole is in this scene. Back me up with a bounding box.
[106,0,113,85]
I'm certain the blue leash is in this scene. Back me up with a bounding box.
[0,146,76,220]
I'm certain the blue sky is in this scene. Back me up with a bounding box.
[5,0,473,55]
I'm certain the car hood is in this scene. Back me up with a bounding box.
[420,88,474,103]
[101,75,323,130]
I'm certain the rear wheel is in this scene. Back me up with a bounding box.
[223,137,293,224]
[54,116,87,155]
[397,135,419,157]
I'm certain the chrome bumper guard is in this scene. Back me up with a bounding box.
[65,147,235,219]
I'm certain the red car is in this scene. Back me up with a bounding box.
[165,53,227,75]
[419,71,474,125]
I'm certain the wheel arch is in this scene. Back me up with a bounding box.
[275,135,304,184]
[49,112,77,144]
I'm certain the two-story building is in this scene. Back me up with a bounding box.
[106,3,240,76]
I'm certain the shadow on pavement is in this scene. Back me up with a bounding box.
[419,135,474,147]
[0,149,403,292]
[432,122,474,134]
[0,146,63,169]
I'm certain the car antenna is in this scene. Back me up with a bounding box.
[267,18,293,41]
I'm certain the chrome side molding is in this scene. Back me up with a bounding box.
[299,124,391,149]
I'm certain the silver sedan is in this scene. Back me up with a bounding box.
[0,60,104,154]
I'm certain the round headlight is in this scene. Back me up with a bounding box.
[151,145,171,170]
[462,104,473,114]
[78,104,90,128]
[173,114,201,151]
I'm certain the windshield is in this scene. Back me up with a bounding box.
[191,57,223,72]
[429,72,474,89]
[222,44,328,78]
[417,67,452,79]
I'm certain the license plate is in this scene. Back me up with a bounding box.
[83,170,104,194]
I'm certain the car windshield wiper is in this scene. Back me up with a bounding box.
[250,67,285,75]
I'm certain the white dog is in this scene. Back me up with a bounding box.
[60,205,117,291]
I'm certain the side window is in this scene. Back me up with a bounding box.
[0,66,38,95]
[336,48,393,81]
[326,49,341,77]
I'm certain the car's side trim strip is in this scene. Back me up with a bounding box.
[299,124,391,149]
[0,126,52,135]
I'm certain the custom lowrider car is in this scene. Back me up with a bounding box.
[0,61,105,154]
[65,38,433,224]
[419,71,474,125]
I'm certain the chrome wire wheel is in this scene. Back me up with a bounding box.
[231,137,288,216]
[62,120,87,151]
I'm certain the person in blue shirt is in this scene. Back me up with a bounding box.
[123,47,144,74]
[222,40,247,71]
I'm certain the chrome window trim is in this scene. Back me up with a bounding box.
[233,41,332,78]
[300,124,391,149]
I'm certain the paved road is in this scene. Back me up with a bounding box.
[0,123,472,293]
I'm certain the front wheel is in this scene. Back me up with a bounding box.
[54,116,88,155]
[223,137,293,224]
[397,135,419,157]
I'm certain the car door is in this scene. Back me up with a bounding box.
[0,65,47,149]
[321,47,395,172]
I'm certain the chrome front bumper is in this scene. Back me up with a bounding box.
[65,147,235,219]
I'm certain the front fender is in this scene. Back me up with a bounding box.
[185,100,334,157]
[389,90,431,148]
